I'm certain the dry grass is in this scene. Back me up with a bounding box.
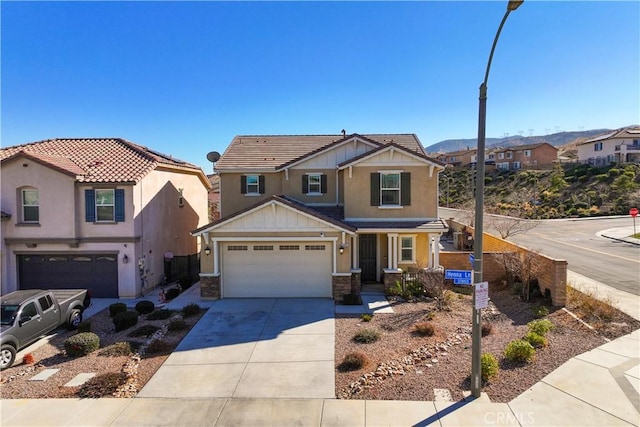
[566,286,618,325]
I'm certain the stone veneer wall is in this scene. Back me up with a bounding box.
[350,271,362,294]
[199,275,221,299]
[383,271,402,294]
[332,275,351,300]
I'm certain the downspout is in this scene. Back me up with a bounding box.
[335,167,339,205]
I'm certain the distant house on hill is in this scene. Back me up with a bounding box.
[435,148,477,168]
[576,126,640,166]
[489,142,558,170]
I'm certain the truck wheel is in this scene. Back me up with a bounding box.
[67,309,83,330]
[0,344,16,370]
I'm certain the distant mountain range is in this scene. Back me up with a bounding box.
[425,128,615,154]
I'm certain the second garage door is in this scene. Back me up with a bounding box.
[222,242,332,298]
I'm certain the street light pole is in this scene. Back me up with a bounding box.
[471,0,523,398]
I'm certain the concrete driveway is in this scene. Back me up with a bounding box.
[137,298,335,399]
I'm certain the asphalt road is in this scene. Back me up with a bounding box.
[439,208,640,296]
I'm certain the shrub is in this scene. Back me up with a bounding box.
[532,305,549,318]
[109,303,127,317]
[127,324,161,338]
[413,322,435,337]
[22,353,35,365]
[135,300,155,315]
[146,309,173,320]
[182,303,201,317]
[527,319,554,336]
[77,372,127,398]
[353,328,381,344]
[504,339,535,363]
[98,341,134,357]
[524,331,548,348]
[342,293,361,305]
[481,323,493,337]
[360,314,373,322]
[338,351,368,372]
[64,332,100,357]
[386,281,402,297]
[146,339,172,354]
[113,310,139,332]
[178,275,193,290]
[167,317,187,332]
[77,320,92,333]
[481,353,499,381]
[165,287,180,300]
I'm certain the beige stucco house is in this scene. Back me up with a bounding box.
[576,126,640,166]
[489,142,558,170]
[192,133,448,300]
[0,138,210,298]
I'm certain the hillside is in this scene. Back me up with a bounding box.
[440,163,640,219]
[426,129,612,154]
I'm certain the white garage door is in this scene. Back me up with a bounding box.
[222,242,332,298]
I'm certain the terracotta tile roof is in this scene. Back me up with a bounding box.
[215,133,427,171]
[0,138,202,183]
[338,142,445,168]
[491,142,557,152]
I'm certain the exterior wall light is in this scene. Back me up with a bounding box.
[204,246,211,256]
[123,254,129,264]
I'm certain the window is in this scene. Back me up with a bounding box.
[302,173,326,195]
[85,189,124,222]
[400,236,414,262]
[21,302,38,319]
[524,150,531,157]
[370,172,410,207]
[305,245,325,251]
[227,245,248,251]
[594,142,603,151]
[21,188,39,223]
[506,151,513,159]
[308,174,321,194]
[38,295,53,312]
[513,162,521,170]
[241,175,264,195]
[381,173,400,206]
[253,245,274,251]
[279,245,300,251]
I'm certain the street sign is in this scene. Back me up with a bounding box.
[474,281,489,309]
[454,278,472,286]
[445,270,472,280]
[469,254,475,266]
[630,207,638,218]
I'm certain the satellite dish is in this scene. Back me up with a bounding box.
[206,151,221,163]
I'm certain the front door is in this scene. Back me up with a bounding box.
[359,234,377,282]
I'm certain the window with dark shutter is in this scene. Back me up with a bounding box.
[115,189,125,222]
[258,176,265,194]
[302,175,309,194]
[85,189,96,222]
[400,172,411,206]
[321,175,327,194]
[370,173,380,206]
[241,176,247,194]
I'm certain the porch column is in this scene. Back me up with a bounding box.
[352,235,358,269]
[433,234,441,268]
[213,239,220,275]
[387,233,398,269]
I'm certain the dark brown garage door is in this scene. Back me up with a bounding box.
[18,254,118,298]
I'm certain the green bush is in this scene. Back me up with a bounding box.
[135,300,155,315]
[113,310,139,332]
[146,309,173,320]
[338,351,368,372]
[77,372,127,398]
[127,324,161,338]
[98,341,134,357]
[481,353,499,381]
[146,339,172,354]
[360,314,373,322]
[527,319,554,336]
[524,331,548,348]
[531,305,549,318]
[167,318,187,332]
[165,287,180,300]
[64,332,100,357]
[353,328,381,344]
[109,303,127,317]
[413,322,435,337]
[386,281,402,297]
[77,320,92,333]
[182,303,201,317]
[504,339,536,363]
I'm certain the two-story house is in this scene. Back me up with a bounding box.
[192,133,448,300]
[490,142,558,170]
[0,138,210,298]
[435,148,477,168]
[576,126,640,166]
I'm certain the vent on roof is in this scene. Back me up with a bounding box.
[146,148,185,164]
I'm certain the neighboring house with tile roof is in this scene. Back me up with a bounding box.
[192,133,448,300]
[0,138,211,298]
[490,142,558,170]
[576,126,640,166]
[435,148,478,168]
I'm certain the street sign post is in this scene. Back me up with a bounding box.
[475,281,489,309]
[631,207,638,237]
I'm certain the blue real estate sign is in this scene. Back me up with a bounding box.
[445,269,472,285]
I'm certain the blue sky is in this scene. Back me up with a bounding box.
[2,1,638,172]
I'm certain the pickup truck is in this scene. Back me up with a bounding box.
[1,289,91,370]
